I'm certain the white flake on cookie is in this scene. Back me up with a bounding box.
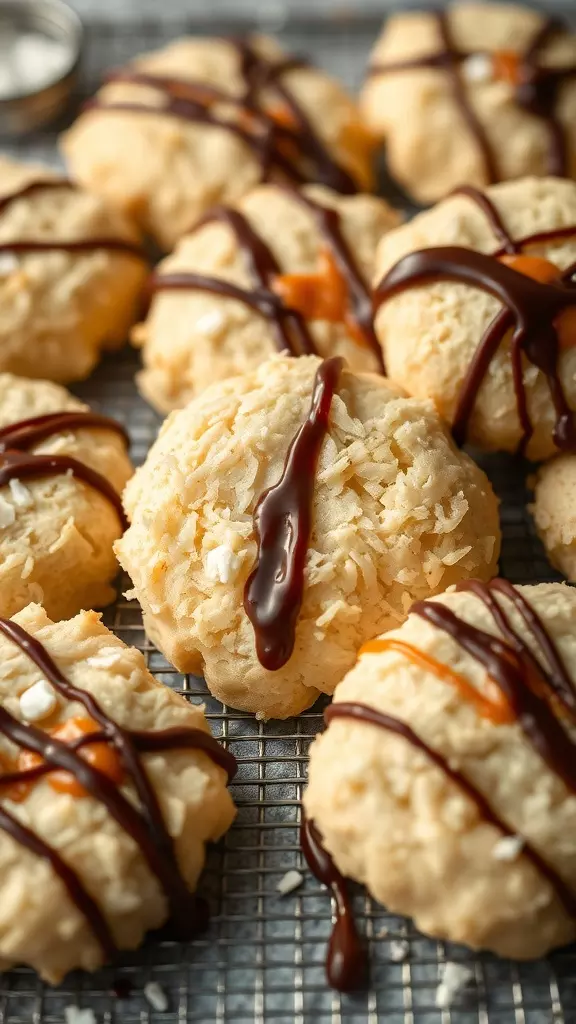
[204,544,241,584]
[19,679,58,722]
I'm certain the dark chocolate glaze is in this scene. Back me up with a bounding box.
[86,39,357,194]
[300,815,367,991]
[0,177,145,260]
[244,356,343,669]
[368,12,576,181]
[0,411,129,454]
[0,618,236,957]
[453,184,576,257]
[374,245,576,452]
[0,450,129,531]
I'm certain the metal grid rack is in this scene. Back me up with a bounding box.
[2,10,576,1024]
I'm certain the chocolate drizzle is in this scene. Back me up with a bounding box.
[300,815,367,991]
[0,177,145,261]
[244,356,343,669]
[86,39,357,194]
[0,411,131,530]
[375,244,576,452]
[0,618,236,956]
[368,12,576,181]
[149,189,381,364]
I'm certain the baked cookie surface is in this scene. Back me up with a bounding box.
[361,2,576,204]
[374,176,576,461]
[135,183,399,412]
[61,36,376,251]
[116,355,500,719]
[0,603,235,983]
[0,157,147,383]
[304,580,576,962]
[0,374,133,621]
[531,455,576,580]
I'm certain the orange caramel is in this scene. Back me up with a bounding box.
[359,637,515,724]
[499,253,576,349]
[491,50,522,86]
[273,249,348,324]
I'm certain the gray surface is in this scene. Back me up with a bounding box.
[2,8,576,1024]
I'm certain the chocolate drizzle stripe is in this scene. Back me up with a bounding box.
[452,185,576,257]
[323,700,576,919]
[0,618,237,953]
[244,356,343,669]
[0,412,129,454]
[375,246,576,452]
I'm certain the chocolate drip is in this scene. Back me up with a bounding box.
[324,701,576,919]
[86,39,357,195]
[452,184,576,257]
[368,12,576,182]
[0,618,236,956]
[300,815,367,991]
[0,451,129,531]
[149,205,315,356]
[0,411,129,454]
[244,356,343,669]
[375,246,576,452]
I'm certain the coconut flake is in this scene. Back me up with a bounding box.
[20,678,58,722]
[64,1008,97,1024]
[436,962,474,1008]
[144,982,169,1012]
[276,869,304,896]
[0,494,15,528]
[390,939,409,962]
[492,834,524,862]
[86,646,123,669]
[196,310,225,337]
[9,478,32,508]
[0,253,18,275]
[204,544,241,584]
[461,54,493,84]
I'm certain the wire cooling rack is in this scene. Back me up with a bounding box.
[3,8,576,1024]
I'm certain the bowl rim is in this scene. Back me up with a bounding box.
[0,0,83,104]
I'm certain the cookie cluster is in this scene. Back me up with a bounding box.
[1,0,576,991]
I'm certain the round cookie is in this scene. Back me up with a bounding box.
[0,373,133,621]
[0,602,236,982]
[0,157,147,383]
[61,35,376,251]
[116,354,500,720]
[134,183,400,412]
[374,176,576,461]
[304,580,576,962]
[360,2,576,205]
[531,455,576,579]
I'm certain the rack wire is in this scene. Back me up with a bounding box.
[2,9,576,1023]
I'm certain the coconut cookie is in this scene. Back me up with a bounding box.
[304,580,576,970]
[531,455,576,580]
[135,183,400,412]
[61,35,376,251]
[116,355,500,720]
[374,176,576,462]
[0,374,134,621]
[0,157,147,383]
[0,602,236,982]
[361,3,576,205]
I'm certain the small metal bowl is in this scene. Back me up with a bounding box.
[0,0,83,136]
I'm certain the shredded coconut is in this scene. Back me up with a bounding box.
[204,544,241,584]
[492,834,525,862]
[276,869,304,896]
[86,647,123,669]
[389,939,409,962]
[9,478,32,508]
[461,54,493,84]
[435,962,474,1008]
[0,253,18,275]
[195,310,226,337]
[144,982,169,1012]
[0,494,15,529]
[64,1008,97,1024]
[19,678,58,722]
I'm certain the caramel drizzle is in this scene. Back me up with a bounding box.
[368,12,576,181]
[0,178,145,260]
[85,39,357,195]
[244,357,343,669]
[375,242,576,452]
[0,411,131,530]
[149,189,381,364]
[0,618,237,956]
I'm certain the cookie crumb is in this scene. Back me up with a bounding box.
[204,545,241,584]
[276,869,304,896]
[144,982,169,1012]
[436,962,474,1008]
[64,1008,97,1024]
[492,835,524,861]
[390,939,409,962]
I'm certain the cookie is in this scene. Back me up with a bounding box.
[0,373,134,620]
[531,455,576,579]
[134,183,399,412]
[304,580,576,968]
[0,602,236,982]
[374,176,576,461]
[360,2,576,204]
[0,157,147,384]
[61,35,376,251]
[116,354,500,720]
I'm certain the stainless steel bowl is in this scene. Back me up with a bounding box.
[0,0,83,136]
